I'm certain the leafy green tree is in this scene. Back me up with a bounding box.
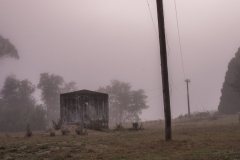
[29,104,47,131]
[37,73,77,122]
[61,81,78,93]
[0,75,20,109]
[0,75,46,132]
[37,73,64,122]
[0,35,19,60]
[97,80,149,123]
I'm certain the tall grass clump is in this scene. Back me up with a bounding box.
[131,122,144,131]
[52,118,62,130]
[26,123,32,137]
[114,123,125,131]
[89,120,104,131]
[238,113,240,123]
[61,127,70,135]
[209,115,218,121]
[75,124,88,135]
[50,129,55,137]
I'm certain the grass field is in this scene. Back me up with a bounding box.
[1,115,240,160]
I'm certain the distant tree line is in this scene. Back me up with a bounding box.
[97,80,149,124]
[0,35,79,131]
[0,76,149,132]
[218,47,240,114]
[0,75,45,132]
[0,34,149,131]
[0,73,77,132]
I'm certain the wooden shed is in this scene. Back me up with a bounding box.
[60,90,109,128]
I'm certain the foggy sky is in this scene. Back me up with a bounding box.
[0,0,240,120]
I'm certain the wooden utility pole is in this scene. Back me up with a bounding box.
[185,79,191,117]
[156,0,172,141]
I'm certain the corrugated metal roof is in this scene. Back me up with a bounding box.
[60,89,108,95]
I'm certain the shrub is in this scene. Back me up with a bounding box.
[138,123,144,130]
[50,130,55,136]
[114,123,125,131]
[75,124,88,135]
[238,113,240,123]
[209,115,218,121]
[130,122,144,131]
[5,133,10,138]
[61,127,70,135]
[89,120,104,131]
[52,119,62,130]
[132,122,138,131]
[26,123,32,137]
[191,118,201,122]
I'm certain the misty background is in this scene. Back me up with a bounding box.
[0,0,240,120]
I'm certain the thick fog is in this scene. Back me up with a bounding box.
[0,0,240,120]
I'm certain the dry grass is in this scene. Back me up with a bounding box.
[0,115,240,159]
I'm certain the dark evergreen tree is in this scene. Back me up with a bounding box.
[218,48,240,114]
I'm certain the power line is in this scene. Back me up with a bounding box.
[145,79,185,93]
[173,0,186,79]
[145,86,161,92]
[169,74,180,93]
[191,86,206,111]
[145,0,171,56]
[145,0,158,39]
[145,0,185,108]
[145,0,186,88]
[148,93,162,100]
[165,33,171,56]
[172,81,185,87]
[169,83,172,96]
[191,91,199,112]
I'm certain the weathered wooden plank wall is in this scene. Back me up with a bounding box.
[60,92,108,128]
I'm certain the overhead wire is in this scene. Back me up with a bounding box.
[145,86,161,92]
[192,86,206,111]
[145,0,206,115]
[145,79,185,93]
[172,0,207,113]
[173,0,186,79]
[190,87,199,112]
[169,74,180,93]
[166,33,171,56]
[145,0,173,98]
[145,0,185,81]
[145,0,158,39]
[146,0,176,96]
[145,0,205,111]
[148,94,162,100]
[146,0,172,56]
